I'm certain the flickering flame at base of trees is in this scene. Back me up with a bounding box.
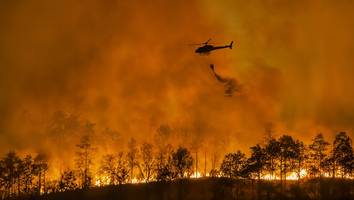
[94,176,111,187]
[261,169,307,181]
[191,171,202,179]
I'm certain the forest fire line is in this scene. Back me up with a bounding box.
[62,169,352,190]
[78,168,354,188]
[0,131,353,199]
[93,169,310,186]
[93,168,349,186]
[95,171,206,186]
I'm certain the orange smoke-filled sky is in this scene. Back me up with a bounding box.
[1,0,354,159]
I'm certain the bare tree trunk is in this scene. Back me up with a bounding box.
[195,151,198,177]
[319,149,322,179]
[284,159,287,186]
[204,151,207,177]
[332,145,335,179]
[17,177,20,196]
[131,164,134,183]
[43,172,46,194]
[298,159,302,181]
[270,158,273,180]
[280,157,283,184]
[38,172,41,195]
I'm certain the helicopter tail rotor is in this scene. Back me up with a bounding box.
[229,41,233,49]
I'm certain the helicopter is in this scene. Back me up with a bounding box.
[191,39,234,54]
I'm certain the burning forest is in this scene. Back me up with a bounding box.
[0,126,353,199]
[1,0,354,199]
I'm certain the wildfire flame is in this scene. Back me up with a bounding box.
[191,171,202,178]
[261,169,308,180]
[92,168,354,188]
[95,175,111,187]
[131,178,140,184]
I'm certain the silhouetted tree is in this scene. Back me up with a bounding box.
[116,152,129,185]
[332,132,354,178]
[156,163,174,182]
[189,139,202,178]
[265,138,280,179]
[156,144,173,170]
[171,147,193,178]
[209,148,221,176]
[247,144,267,180]
[220,150,247,179]
[14,157,24,196]
[58,170,78,192]
[21,155,34,194]
[155,144,174,181]
[139,142,155,182]
[127,138,139,183]
[308,133,329,178]
[293,140,307,180]
[0,160,5,197]
[0,151,21,197]
[322,156,335,177]
[278,135,297,183]
[75,135,94,189]
[0,163,4,197]
[99,154,117,185]
[33,153,48,195]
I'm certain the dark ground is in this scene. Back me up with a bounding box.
[20,178,354,200]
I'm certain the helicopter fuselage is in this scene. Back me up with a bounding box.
[195,41,233,54]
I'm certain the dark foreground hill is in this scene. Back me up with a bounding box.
[22,178,354,200]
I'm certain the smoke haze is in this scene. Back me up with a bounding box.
[1,0,354,174]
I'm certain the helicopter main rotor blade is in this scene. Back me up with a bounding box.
[188,43,203,46]
[189,38,212,46]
